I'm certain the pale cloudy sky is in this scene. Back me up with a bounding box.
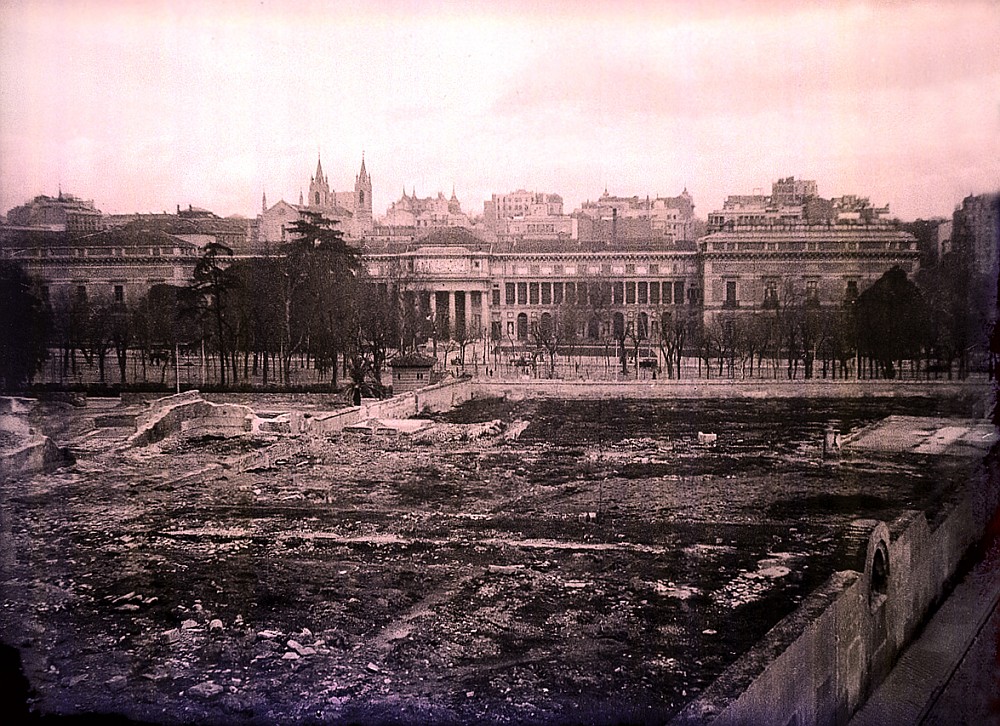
[1,0,998,220]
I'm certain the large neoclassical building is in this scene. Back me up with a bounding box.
[2,172,921,345]
[362,225,919,344]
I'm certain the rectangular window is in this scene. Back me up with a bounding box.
[725,281,737,308]
[505,283,515,305]
[541,282,552,305]
[114,285,124,303]
[492,287,501,306]
[688,287,700,305]
[529,283,539,305]
[625,264,635,275]
[763,278,779,308]
[613,282,624,305]
[565,282,576,305]
[76,285,87,301]
[470,290,482,308]
[626,281,636,304]
[674,281,685,305]
[846,280,859,300]
[648,264,659,275]
[806,279,820,307]
[517,282,527,305]
[553,282,563,305]
[637,281,648,304]
[650,282,660,305]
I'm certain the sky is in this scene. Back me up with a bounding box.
[1,0,998,221]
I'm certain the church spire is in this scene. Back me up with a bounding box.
[314,154,324,184]
[262,190,267,212]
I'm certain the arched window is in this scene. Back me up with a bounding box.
[315,191,320,205]
[516,313,528,340]
[359,190,365,205]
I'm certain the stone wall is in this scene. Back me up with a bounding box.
[0,397,73,478]
[307,378,474,435]
[672,452,1000,725]
[128,391,254,447]
[471,379,993,405]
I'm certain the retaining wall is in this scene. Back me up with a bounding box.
[672,451,1000,726]
[470,378,993,404]
[308,378,474,435]
[0,397,73,479]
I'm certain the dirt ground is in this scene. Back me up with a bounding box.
[0,394,989,725]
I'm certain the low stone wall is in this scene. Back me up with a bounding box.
[672,451,1000,725]
[1,435,70,480]
[471,378,994,404]
[307,378,474,435]
[1,397,73,479]
[129,391,254,447]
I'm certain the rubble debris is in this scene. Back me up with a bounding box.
[504,420,530,441]
[188,680,223,698]
[344,418,434,436]
[697,432,718,445]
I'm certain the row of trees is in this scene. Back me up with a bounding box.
[516,264,995,381]
[1,213,997,391]
[1,214,398,395]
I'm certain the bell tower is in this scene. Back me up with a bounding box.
[354,153,373,233]
[308,155,330,208]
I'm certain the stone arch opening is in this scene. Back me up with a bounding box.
[870,540,889,609]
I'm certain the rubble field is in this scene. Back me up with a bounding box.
[0,394,989,725]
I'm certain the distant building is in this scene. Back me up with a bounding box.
[6,192,103,233]
[258,155,372,246]
[576,189,695,243]
[707,178,891,231]
[382,187,470,235]
[484,190,569,243]
[305,154,373,237]
[951,193,999,279]
[936,220,953,259]
[0,225,198,306]
[104,205,251,253]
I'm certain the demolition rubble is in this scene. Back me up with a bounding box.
[0,391,991,724]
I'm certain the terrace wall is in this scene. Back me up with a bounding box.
[672,452,1000,726]
[308,377,474,434]
[470,379,992,406]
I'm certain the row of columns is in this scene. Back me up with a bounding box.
[426,288,487,337]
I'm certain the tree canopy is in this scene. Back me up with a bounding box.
[0,262,51,392]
